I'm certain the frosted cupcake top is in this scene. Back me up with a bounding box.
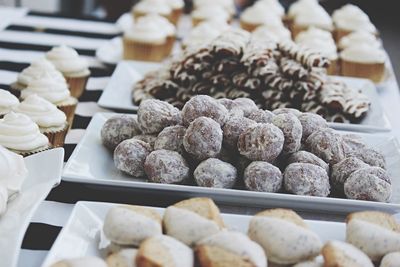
[0,112,48,152]
[0,89,19,116]
[254,0,284,17]
[14,94,67,128]
[17,58,65,86]
[332,4,376,33]
[193,0,235,15]
[293,5,333,30]
[136,14,176,37]
[338,31,380,50]
[340,44,385,63]
[183,22,224,48]
[288,0,319,18]
[241,5,284,26]
[124,19,168,44]
[252,24,291,42]
[21,72,71,104]
[295,27,334,43]
[192,5,231,22]
[133,0,172,16]
[0,144,28,196]
[166,0,184,9]
[46,45,89,75]
[299,39,338,61]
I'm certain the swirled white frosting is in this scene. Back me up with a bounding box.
[133,0,172,16]
[298,40,338,60]
[0,145,27,196]
[192,5,230,22]
[124,20,168,44]
[20,72,71,104]
[183,21,227,48]
[254,0,284,17]
[0,112,48,151]
[332,4,376,33]
[136,14,176,37]
[0,185,7,216]
[193,0,235,15]
[14,94,66,128]
[167,0,184,9]
[293,5,333,30]
[340,44,385,63]
[241,5,284,26]
[288,0,319,18]
[252,24,291,42]
[17,58,65,86]
[46,45,89,75]
[295,27,334,43]
[0,89,19,116]
[338,31,380,50]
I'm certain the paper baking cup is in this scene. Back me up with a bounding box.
[65,74,89,99]
[327,59,339,76]
[133,10,173,24]
[341,60,385,83]
[57,98,77,128]
[165,36,176,57]
[123,38,166,62]
[239,20,260,32]
[11,144,52,157]
[170,8,182,25]
[42,123,69,148]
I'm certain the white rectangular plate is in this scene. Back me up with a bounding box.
[0,148,64,267]
[62,113,400,214]
[98,62,391,132]
[41,201,346,266]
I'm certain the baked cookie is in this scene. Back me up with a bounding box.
[322,240,374,267]
[293,257,324,267]
[107,248,138,267]
[380,252,400,267]
[50,257,108,267]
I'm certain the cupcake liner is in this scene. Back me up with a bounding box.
[165,36,176,57]
[283,15,293,28]
[239,20,259,32]
[341,60,385,83]
[334,28,352,42]
[11,144,52,157]
[133,10,174,24]
[291,24,309,39]
[57,97,77,128]
[123,37,166,62]
[65,74,90,99]
[170,8,182,25]
[41,123,69,148]
[327,59,339,76]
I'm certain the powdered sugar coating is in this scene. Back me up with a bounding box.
[131,134,157,149]
[272,108,302,117]
[233,98,259,116]
[246,109,275,123]
[101,115,141,150]
[137,99,182,134]
[331,157,369,193]
[286,151,329,173]
[144,149,190,184]
[349,146,386,169]
[222,115,256,148]
[183,116,223,160]
[154,125,186,154]
[194,158,237,188]
[181,95,228,126]
[284,163,330,197]
[272,113,302,154]
[114,139,152,177]
[298,113,328,141]
[238,123,284,162]
[244,161,282,192]
[344,167,392,202]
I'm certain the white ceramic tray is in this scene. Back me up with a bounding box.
[62,113,400,214]
[0,148,64,267]
[98,61,391,132]
[41,201,346,266]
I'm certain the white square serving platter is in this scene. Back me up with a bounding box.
[98,61,391,132]
[0,148,64,267]
[41,201,346,267]
[62,113,400,214]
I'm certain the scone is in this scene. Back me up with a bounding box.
[107,248,138,267]
[196,231,267,267]
[50,256,107,267]
[248,208,322,265]
[103,205,162,246]
[163,197,224,246]
[322,240,373,267]
[380,252,400,267]
[136,235,193,267]
[346,211,400,261]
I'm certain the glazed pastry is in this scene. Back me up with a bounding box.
[50,257,108,267]
[163,197,224,246]
[132,0,172,22]
[346,211,400,261]
[380,252,400,267]
[103,205,162,246]
[322,240,374,267]
[0,112,49,156]
[46,45,90,98]
[244,161,282,192]
[0,89,18,118]
[248,208,322,265]
[101,115,141,150]
[194,158,237,188]
[107,248,138,267]
[136,235,193,267]
[114,139,152,177]
[196,231,267,267]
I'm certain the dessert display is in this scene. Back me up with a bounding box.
[48,198,400,267]
[102,96,392,202]
[0,89,18,118]
[132,30,371,124]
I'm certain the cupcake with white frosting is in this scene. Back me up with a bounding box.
[11,58,64,94]
[340,43,386,83]
[182,20,229,49]
[254,0,285,18]
[338,31,381,50]
[286,0,319,27]
[193,0,236,17]
[166,0,184,24]
[0,112,50,156]
[14,95,68,147]
[46,45,90,98]
[0,89,19,118]
[20,72,78,127]
[332,4,377,41]
[191,5,231,26]
[252,24,292,42]
[123,19,168,62]
[132,0,173,23]
[291,3,333,38]
[240,4,284,32]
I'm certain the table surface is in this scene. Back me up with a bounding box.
[0,7,400,267]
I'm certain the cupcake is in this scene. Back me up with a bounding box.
[338,31,381,50]
[193,0,236,17]
[0,89,19,118]
[182,20,229,49]
[122,19,168,62]
[340,44,386,83]
[252,24,292,43]
[132,0,173,23]
[46,45,90,99]
[240,4,284,32]
[332,4,377,41]
[253,0,285,18]
[13,95,68,147]
[136,14,177,57]
[291,4,333,38]
[0,112,50,156]
[10,58,64,96]
[286,0,319,27]
[191,5,231,26]
[166,0,184,24]
[20,72,78,127]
